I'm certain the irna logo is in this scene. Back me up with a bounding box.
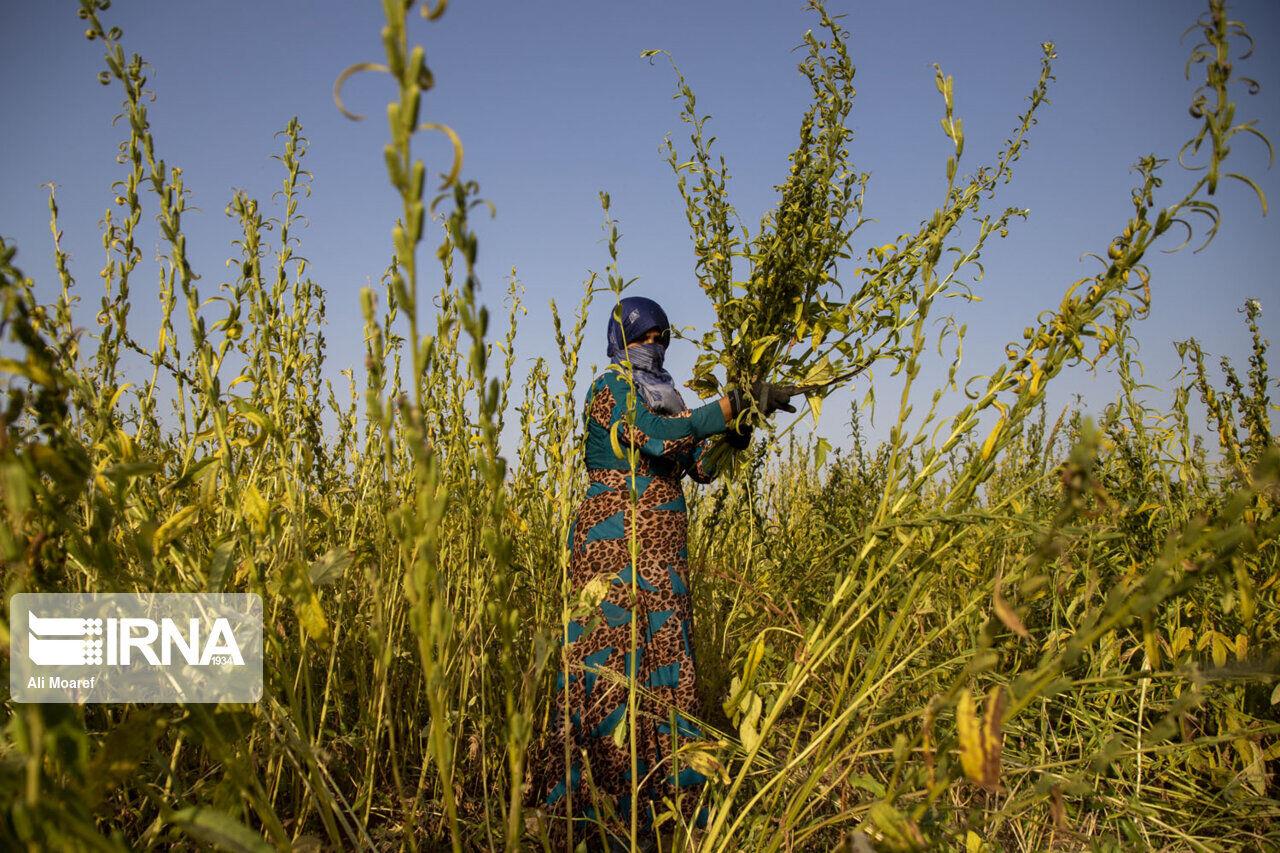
[10,593,262,704]
[27,612,245,667]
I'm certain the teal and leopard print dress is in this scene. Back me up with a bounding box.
[529,365,732,843]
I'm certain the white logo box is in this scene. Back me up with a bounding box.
[9,593,262,703]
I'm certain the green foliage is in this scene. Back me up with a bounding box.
[0,1,1276,851]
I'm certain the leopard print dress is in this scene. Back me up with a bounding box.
[528,366,730,846]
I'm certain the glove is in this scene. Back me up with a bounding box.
[729,381,799,417]
[725,424,753,450]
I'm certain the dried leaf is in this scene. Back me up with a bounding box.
[993,583,1030,640]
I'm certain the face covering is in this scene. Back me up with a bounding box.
[611,341,687,416]
[606,296,687,416]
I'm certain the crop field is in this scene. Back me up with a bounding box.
[1,0,1277,850]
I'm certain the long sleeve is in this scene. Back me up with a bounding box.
[587,370,726,463]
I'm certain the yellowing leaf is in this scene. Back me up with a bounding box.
[815,437,832,469]
[993,585,1030,640]
[1236,739,1267,796]
[1172,626,1194,658]
[801,356,834,386]
[1142,617,1161,669]
[107,382,134,413]
[739,690,763,752]
[958,685,1006,791]
[679,744,729,784]
[957,692,983,784]
[611,705,628,750]
[608,421,625,460]
[866,801,926,851]
[1212,634,1229,668]
[980,418,1005,461]
[572,575,611,621]
[309,547,352,588]
[297,592,328,644]
[743,634,766,685]
[287,558,329,647]
[750,335,777,364]
[242,483,270,534]
[722,674,745,721]
[1028,364,1044,396]
[152,505,198,553]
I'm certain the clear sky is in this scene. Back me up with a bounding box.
[2,1,1277,453]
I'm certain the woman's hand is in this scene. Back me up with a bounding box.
[755,381,800,415]
[725,381,800,418]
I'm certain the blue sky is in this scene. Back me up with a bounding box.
[2,1,1277,453]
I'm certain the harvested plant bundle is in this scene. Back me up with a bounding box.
[654,0,1057,464]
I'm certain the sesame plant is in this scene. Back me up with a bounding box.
[0,0,1275,851]
[652,0,1050,467]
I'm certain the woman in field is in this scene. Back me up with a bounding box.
[529,296,796,849]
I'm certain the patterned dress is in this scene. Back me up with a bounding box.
[529,365,730,845]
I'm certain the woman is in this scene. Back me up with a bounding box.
[529,296,796,849]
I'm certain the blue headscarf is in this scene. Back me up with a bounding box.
[606,296,687,415]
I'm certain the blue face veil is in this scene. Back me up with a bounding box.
[606,296,687,415]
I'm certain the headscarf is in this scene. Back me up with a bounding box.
[606,296,687,415]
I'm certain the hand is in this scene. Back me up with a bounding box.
[745,380,799,416]
[726,381,800,419]
[725,424,753,450]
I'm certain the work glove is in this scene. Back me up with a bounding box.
[725,424,753,450]
[730,381,800,417]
